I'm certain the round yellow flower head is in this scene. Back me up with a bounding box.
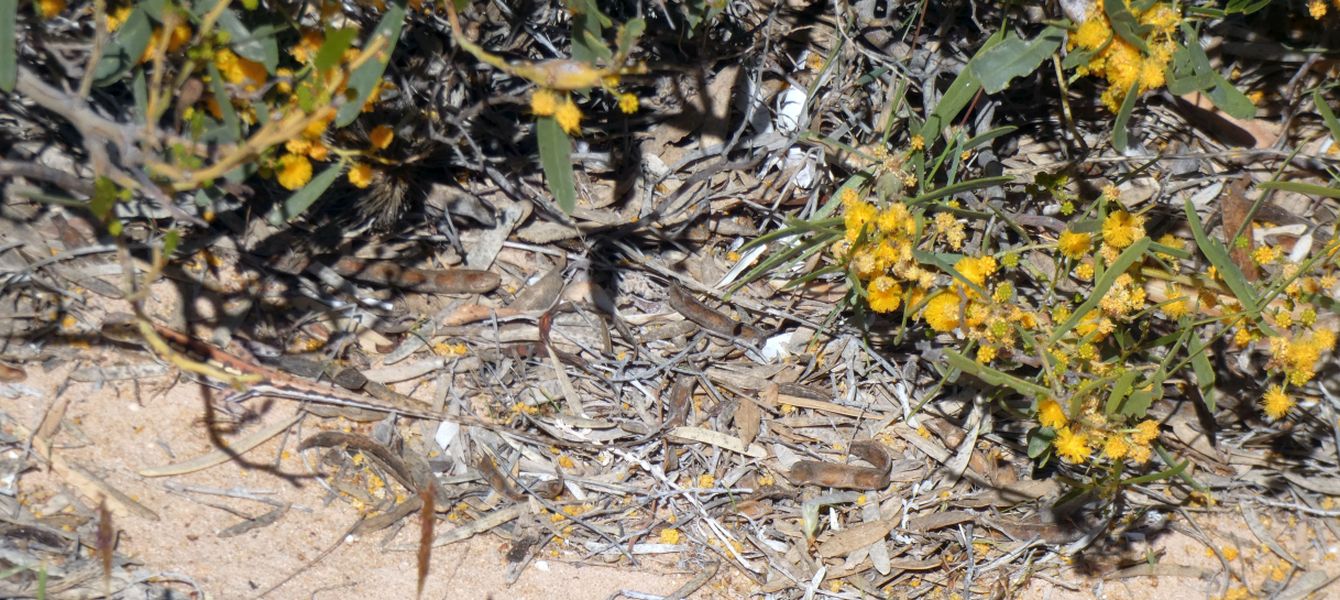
[37,0,66,19]
[1057,230,1092,260]
[954,255,998,287]
[1262,385,1293,421]
[1102,434,1130,460]
[866,276,903,313]
[1054,427,1091,464]
[923,292,961,333]
[1102,210,1145,249]
[531,88,560,116]
[556,97,583,135]
[369,125,395,150]
[348,163,375,189]
[617,93,639,114]
[1038,399,1067,429]
[1131,419,1159,444]
[276,153,313,191]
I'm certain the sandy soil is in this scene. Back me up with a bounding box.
[6,338,702,599]
[5,304,1335,599]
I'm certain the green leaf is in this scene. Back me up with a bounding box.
[0,0,15,92]
[570,0,611,64]
[945,349,1052,398]
[614,18,645,63]
[1165,43,1215,95]
[962,126,1017,150]
[1188,330,1216,413]
[1027,427,1056,459]
[1121,456,1188,486]
[138,0,166,21]
[94,7,151,86]
[1061,41,1104,71]
[731,231,838,295]
[1223,0,1271,15]
[1315,88,1340,143]
[1048,236,1151,343]
[536,116,577,214]
[1258,180,1340,199]
[1184,198,1264,326]
[1122,372,1161,417]
[217,9,278,72]
[315,27,358,72]
[162,228,181,256]
[335,0,405,127]
[913,250,989,299]
[132,68,148,124]
[1112,78,1139,152]
[90,177,119,221]
[817,173,869,219]
[908,175,1012,205]
[204,63,240,143]
[1104,0,1150,53]
[918,28,1004,142]
[973,26,1065,94]
[1104,369,1138,417]
[267,162,343,225]
[1177,26,1255,119]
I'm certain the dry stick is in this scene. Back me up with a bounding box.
[78,0,108,98]
[0,160,97,196]
[416,484,435,599]
[14,67,137,183]
[12,67,198,224]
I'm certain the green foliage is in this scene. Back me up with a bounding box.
[269,161,344,225]
[973,27,1065,94]
[0,0,15,92]
[1166,24,1255,119]
[536,116,577,214]
[94,5,151,86]
[335,0,405,127]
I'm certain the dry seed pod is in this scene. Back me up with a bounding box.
[788,440,892,490]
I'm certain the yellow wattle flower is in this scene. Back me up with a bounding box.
[348,163,374,189]
[276,153,313,190]
[555,97,582,135]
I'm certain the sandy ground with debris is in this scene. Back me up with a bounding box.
[10,336,1336,599]
[7,339,703,598]
[0,285,1330,600]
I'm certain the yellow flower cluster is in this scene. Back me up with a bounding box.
[214,48,267,91]
[1267,328,1337,388]
[37,0,65,18]
[529,81,640,136]
[1041,397,1159,465]
[1068,2,1182,112]
[832,188,1043,364]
